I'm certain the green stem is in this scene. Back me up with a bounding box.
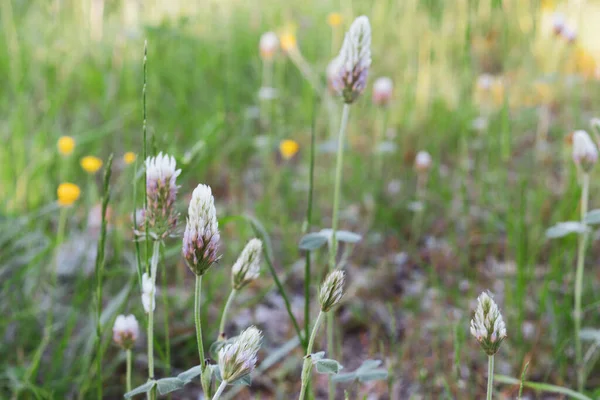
[326,102,350,400]
[219,289,237,339]
[212,380,227,400]
[304,97,317,348]
[299,311,325,400]
[147,240,160,400]
[126,349,132,393]
[162,260,171,379]
[487,355,495,400]
[195,274,210,396]
[575,172,589,392]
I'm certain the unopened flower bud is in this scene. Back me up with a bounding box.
[331,16,371,103]
[259,32,279,60]
[414,151,432,173]
[232,239,262,290]
[572,130,598,172]
[372,77,393,106]
[319,270,345,312]
[218,326,262,383]
[182,184,220,275]
[113,314,139,349]
[470,291,507,356]
[144,153,181,239]
[141,273,155,313]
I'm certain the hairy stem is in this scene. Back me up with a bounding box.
[299,311,325,400]
[195,274,210,396]
[575,172,589,391]
[126,349,132,393]
[219,289,237,340]
[212,380,228,400]
[147,240,160,400]
[487,355,495,400]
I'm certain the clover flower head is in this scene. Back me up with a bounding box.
[470,291,507,355]
[232,239,262,290]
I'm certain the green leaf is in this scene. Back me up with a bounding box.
[156,378,185,395]
[545,222,587,239]
[357,369,388,382]
[585,209,600,225]
[309,351,325,361]
[177,365,202,383]
[495,375,593,400]
[580,328,600,342]
[356,359,382,373]
[315,358,343,375]
[335,230,362,243]
[230,374,252,386]
[299,232,328,250]
[332,372,357,383]
[124,381,156,398]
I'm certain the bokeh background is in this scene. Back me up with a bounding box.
[3,0,600,398]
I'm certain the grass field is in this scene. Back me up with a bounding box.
[3,0,600,399]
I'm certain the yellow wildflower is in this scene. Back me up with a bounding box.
[280,33,297,52]
[57,136,75,156]
[80,156,103,174]
[57,183,81,206]
[124,152,136,165]
[279,140,300,160]
[327,13,343,27]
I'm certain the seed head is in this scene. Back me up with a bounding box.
[414,151,432,173]
[331,16,371,103]
[144,152,181,239]
[319,270,345,312]
[141,273,155,313]
[113,314,139,349]
[182,184,220,275]
[572,130,598,172]
[372,77,393,106]
[218,326,262,383]
[470,291,507,356]
[260,32,279,60]
[232,239,262,290]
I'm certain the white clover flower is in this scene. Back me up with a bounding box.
[113,314,139,349]
[259,32,279,60]
[141,273,155,313]
[572,130,598,172]
[182,184,220,275]
[470,291,507,355]
[372,77,393,106]
[144,152,181,238]
[232,238,262,290]
[551,12,566,34]
[218,326,262,383]
[332,16,372,103]
[319,270,345,312]
[414,151,432,172]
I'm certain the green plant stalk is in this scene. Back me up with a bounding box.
[161,261,171,379]
[260,58,273,127]
[147,240,160,400]
[574,172,589,392]
[495,375,593,400]
[142,40,150,277]
[487,355,495,400]
[219,289,237,339]
[195,274,210,395]
[95,154,113,400]
[126,349,132,393]
[327,102,351,400]
[304,97,317,349]
[212,380,228,400]
[299,311,325,400]
[133,158,143,287]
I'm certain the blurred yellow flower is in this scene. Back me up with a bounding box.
[279,139,300,160]
[327,13,343,27]
[57,183,81,206]
[280,33,297,52]
[124,152,136,165]
[57,136,75,156]
[80,156,103,174]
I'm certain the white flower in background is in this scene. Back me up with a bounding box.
[372,77,393,106]
[259,32,279,60]
[182,184,221,275]
[232,238,262,290]
[552,12,566,35]
[331,16,372,103]
[572,130,598,172]
[590,118,600,133]
[141,273,155,313]
[319,270,345,312]
[218,326,262,383]
[476,74,494,91]
[414,151,432,172]
[470,291,507,355]
[113,314,139,349]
